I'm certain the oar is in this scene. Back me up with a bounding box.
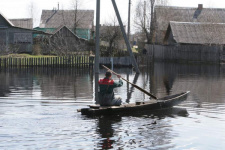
[102,65,158,99]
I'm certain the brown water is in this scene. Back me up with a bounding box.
[0,62,225,149]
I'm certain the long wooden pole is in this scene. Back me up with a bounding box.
[102,65,158,99]
[127,0,131,41]
[95,0,100,103]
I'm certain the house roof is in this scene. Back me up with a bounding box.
[167,21,225,45]
[155,5,225,31]
[9,18,33,29]
[51,25,87,42]
[0,12,49,35]
[39,9,94,29]
[0,12,14,27]
[154,5,225,44]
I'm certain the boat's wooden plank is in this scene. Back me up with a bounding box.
[89,105,100,109]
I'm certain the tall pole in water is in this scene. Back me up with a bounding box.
[111,0,140,73]
[127,0,131,41]
[95,0,100,103]
[144,1,146,29]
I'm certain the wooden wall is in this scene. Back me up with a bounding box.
[146,44,223,63]
[0,28,33,53]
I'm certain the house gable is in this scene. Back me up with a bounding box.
[51,25,87,42]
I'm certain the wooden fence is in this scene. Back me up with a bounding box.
[0,56,153,68]
[0,56,95,68]
[146,44,223,63]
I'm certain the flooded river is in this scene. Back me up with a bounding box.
[0,62,225,149]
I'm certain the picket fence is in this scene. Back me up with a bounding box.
[0,56,95,68]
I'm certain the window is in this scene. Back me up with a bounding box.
[14,33,32,43]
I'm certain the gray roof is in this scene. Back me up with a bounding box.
[167,21,225,45]
[40,9,94,29]
[9,18,33,29]
[155,5,225,31]
[0,12,47,34]
[154,5,225,43]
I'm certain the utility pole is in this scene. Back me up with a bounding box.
[127,0,131,41]
[95,0,100,103]
[111,0,140,73]
[144,1,146,29]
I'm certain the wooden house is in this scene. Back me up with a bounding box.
[143,4,225,63]
[34,25,88,55]
[146,21,225,63]
[164,21,225,46]
[154,4,225,44]
[0,13,45,53]
[48,25,87,52]
[37,9,94,40]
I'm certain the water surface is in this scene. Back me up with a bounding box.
[0,63,225,149]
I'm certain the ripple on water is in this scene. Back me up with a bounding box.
[1,66,225,149]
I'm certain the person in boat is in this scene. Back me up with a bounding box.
[98,71,123,106]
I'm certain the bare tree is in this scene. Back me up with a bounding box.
[0,44,20,55]
[0,31,20,55]
[39,27,88,56]
[100,17,124,56]
[70,0,85,35]
[27,1,39,27]
[134,0,169,44]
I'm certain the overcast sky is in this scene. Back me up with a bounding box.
[1,0,225,30]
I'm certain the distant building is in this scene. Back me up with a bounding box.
[0,13,45,53]
[36,9,94,40]
[145,4,225,63]
[49,25,87,52]
[154,4,225,44]
[164,21,225,46]
[9,18,33,29]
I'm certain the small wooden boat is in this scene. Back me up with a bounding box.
[78,91,190,116]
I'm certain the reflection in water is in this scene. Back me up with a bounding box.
[96,116,121,149]
[1,62,224,102]
[0,63,225,103]
[0,71,11,97]
[1,63,225,149]
[163,75,174,95]
[150,62,225,103]
[0,67,94,100]
[94,107,188,149]
[126,73,139,103]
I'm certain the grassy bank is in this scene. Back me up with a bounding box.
[0,54,56,58]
